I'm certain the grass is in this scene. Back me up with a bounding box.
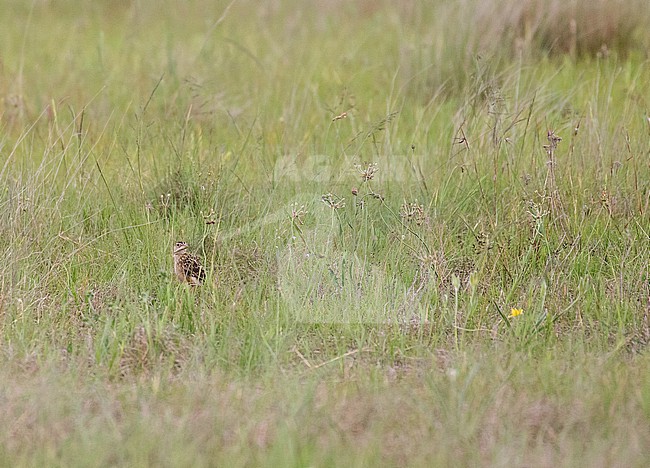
[1,0,649,466]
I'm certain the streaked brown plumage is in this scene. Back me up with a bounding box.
[173,241,206,286]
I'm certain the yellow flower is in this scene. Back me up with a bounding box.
[509,308,523,318]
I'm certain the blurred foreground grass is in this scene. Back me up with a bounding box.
[1,1,649,465]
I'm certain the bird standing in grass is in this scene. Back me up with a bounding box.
[173,241,206,286]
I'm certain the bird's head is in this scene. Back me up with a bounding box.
[173,241,189,255]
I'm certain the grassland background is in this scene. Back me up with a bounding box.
[1,0,649,466]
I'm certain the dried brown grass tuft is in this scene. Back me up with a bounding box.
[455,0,650,59]
[119,325,190,377]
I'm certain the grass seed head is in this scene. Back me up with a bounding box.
[355,162,378,182]
[321,193,346,209]
[290,203,308,224]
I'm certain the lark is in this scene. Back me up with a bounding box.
[173,241,206,286]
